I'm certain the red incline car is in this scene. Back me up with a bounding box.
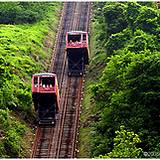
[32,73,60,125]
[66,31,89,76]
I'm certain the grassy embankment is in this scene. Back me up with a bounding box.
[0,2,62,157]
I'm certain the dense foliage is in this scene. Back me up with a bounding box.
[90,2,160,158]
[0,109,26,157]
[0,2,61,157]
[0,2,53,24]
[98,126,143,158]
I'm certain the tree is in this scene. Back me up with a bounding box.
[125,2,141,34]
[105,28,132,56]
[98,126,143,158]
[103,3,128,37]
[133,6,159,34]
[126,29,160,53]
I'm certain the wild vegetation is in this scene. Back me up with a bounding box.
[79,2,160,158]
[0,2,62,157]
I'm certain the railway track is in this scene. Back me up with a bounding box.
[31,127,54,158]
[31,2,91,158]
[56,77,83,158]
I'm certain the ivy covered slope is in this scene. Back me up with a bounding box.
[79,2,160,158]
[0,2,62,157]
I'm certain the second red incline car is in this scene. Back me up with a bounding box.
[66,31,89,76]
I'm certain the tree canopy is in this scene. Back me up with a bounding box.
[90,2,160,158]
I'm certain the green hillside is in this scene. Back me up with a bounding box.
[0,2,62,157]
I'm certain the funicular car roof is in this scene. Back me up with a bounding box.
[67,31,87,35]
[33,73,56,77]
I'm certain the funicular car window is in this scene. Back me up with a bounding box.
[83,34,86,41]
[40,77,55,87]
[34,77,38,87]
[68,34,81,42]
